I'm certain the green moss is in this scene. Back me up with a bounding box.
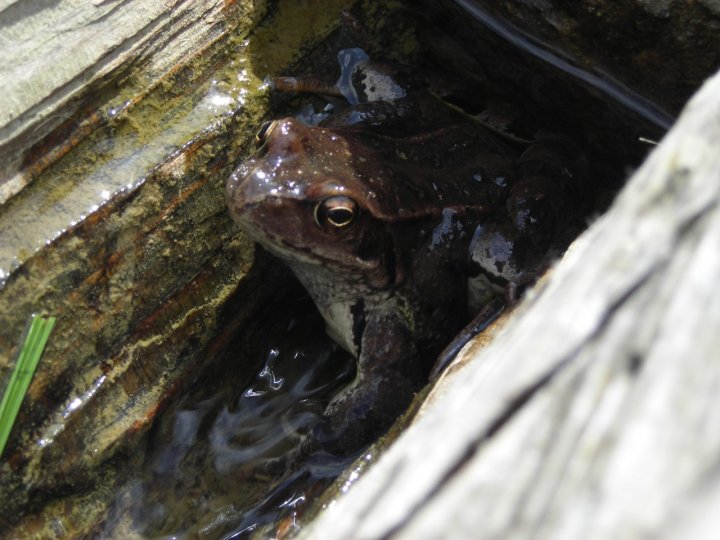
[245,0,356,74]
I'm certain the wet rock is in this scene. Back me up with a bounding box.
[0,0,360,536]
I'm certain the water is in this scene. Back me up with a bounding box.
[103,296,356,538]
[453,0,674,130]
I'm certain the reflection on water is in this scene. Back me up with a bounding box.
[453,0,674,130]
[106,296,356,539]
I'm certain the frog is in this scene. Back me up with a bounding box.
[226,48,587,453]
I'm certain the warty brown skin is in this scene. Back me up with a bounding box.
[227,54,585,453]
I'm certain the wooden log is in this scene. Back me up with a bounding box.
[297,67,720,540]
[0,0,264,203]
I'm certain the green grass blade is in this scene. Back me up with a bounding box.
[0,315,56,458]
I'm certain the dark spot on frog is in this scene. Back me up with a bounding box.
[301,136,316,157]
[350,298,366,358]
[227,48,588,455]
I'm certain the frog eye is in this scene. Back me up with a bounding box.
[314,196,358,230]
[255,121,275,145]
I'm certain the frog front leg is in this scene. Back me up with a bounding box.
[316,307,424,454]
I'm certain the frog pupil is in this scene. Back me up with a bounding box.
[328,207,354,226]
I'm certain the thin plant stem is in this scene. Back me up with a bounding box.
[0,315,56,458]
